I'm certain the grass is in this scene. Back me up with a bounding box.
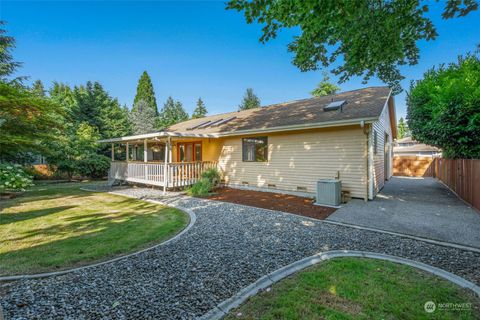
[0,182,189,276]
[226,258,480,320]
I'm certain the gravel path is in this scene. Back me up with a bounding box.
[2,188,479,319]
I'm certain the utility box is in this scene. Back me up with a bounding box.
[315,179,342,207]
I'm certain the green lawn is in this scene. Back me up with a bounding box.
[226,258,480,320]
[0,182,188,276]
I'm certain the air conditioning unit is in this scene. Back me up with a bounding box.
[315,179,341,207]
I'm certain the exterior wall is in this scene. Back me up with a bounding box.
[171,138,222,162]
[217,126,368,199]
[368,100,393,198]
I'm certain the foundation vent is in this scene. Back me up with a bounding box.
[242,181,249,186]
[268,184,277,188]
[296,186,307,192]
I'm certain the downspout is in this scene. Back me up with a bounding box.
[361,121,369,201]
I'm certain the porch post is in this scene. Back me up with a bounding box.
[163,137,170,194]
[111,143,114,161]
[126,142,129,162]
[144,139,148,180]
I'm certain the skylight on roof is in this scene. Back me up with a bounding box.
[198,118,224,128]
[210,116,236,127]
[187,120,211,130]
[324,100,346,111]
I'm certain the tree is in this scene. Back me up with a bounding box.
[192,97,208,118]
[46,122,110,179]
[100,100,131,139]
[157,96,189,128]
[397,117,410,139]
[129,99,157,134]
[0,21,22,83]
[71,81,129,138]
[407,54,480,158]
[133,71,158,115]
[31,79,46,96]
[0,82,64,161]
[310,71,340,97]
[227,1,478,94]
[238,88,261,111]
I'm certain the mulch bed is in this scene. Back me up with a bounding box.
[205,187,336,220]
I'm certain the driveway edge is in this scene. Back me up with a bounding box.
[0,192,196,282]
[198,250,480,320]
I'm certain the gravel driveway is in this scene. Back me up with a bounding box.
[2,188,479,319]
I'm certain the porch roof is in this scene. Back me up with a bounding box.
[98,131,219,143]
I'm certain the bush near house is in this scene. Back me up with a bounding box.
[187,168,221,197]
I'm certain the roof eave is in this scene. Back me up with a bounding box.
[98,131,220,143]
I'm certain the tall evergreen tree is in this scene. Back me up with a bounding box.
[238,88,261,111]
[397,117,410,139]
[0,21,22,83]
[310,71,340,97]
[192,97,207,119]
[133,71,158,115]
[157,96,189,129]
[129,100,157,135]
[100,99,131,139]
[31,79,46,96]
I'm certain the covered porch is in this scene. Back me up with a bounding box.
[100,132,221,190]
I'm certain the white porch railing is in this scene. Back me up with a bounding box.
[108,161,217,188]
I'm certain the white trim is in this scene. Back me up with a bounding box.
[368,125,374,200]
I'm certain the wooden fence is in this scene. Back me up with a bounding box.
[434,158,480,211]
[393,156,436,177]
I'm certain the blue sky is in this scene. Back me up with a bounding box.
[1,1,479,120]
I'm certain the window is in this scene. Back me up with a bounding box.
[177,142,202,162]
[152,144,165,161]
[242,137,268,162]
[373,131,378,155]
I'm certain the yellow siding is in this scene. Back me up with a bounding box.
[171,138,222,162]
[217,126,368,199]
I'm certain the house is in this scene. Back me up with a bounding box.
[99,87,396,200]
[393,136,441,157]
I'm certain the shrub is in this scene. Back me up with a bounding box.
[201,168,221,187]
[76,154,111,178]
[187,178,213,197]
[187,168,221,196]
[407,54,480,158]
[0,162,34,191]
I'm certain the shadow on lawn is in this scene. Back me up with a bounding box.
[0,202,183,275]
[0,205,77,225]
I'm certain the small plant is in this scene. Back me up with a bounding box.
[201,168,220,187]
[0,162,34,191]
[187,168,221,197]
[187,178,213,197]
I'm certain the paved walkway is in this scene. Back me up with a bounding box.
[2,188,479,319]
[328,177,480,248]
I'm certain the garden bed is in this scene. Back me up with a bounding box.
[205,187,336,220]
